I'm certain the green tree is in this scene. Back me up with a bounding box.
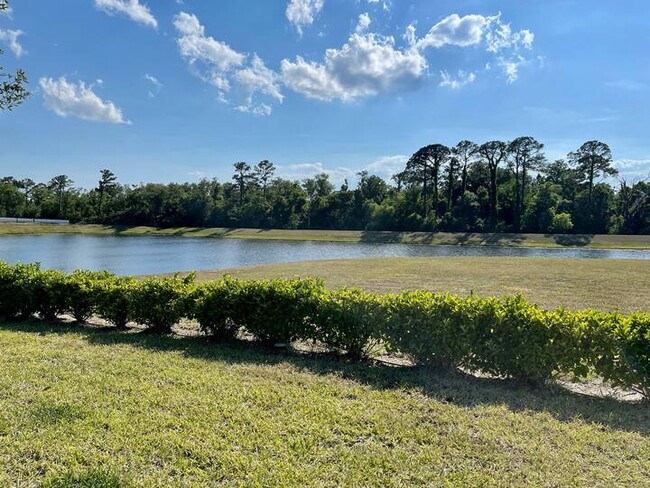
[48,175,74,217]
[405,144,450,219]
[568,141,617,206]
[96,169,118,220]
[453,140,478,197]
[507,136,546,231]
[254,160,276,200]
[478,141,508,226]
[0,1,29,111]
[232,162,255,207]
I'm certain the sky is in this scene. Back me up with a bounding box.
[0,0,649,189]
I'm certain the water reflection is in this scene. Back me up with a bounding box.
[1,234,648,275]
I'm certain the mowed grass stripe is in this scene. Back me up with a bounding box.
[0,323,648,486]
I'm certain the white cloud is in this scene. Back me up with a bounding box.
[0,29,24,57]
[286,0,324,35]
[174,12,282,115]
[497,56,525,83]
[278,162,356,186]
[174,12,245,82]
[367,0,390,12]
[364,155,408,179]
[416,14,494,49]
[277,155,409,186]
[94,0,157,28]
[281,32,427,101]
[356,12,371,34]
[144,73,161,87]
[485,20,534,53]
[39,77,130,124]
[439,70,476,89]
[614,159,650,179]
[410,13,534,83]
[144,73,162,97]
[233,55,283,114]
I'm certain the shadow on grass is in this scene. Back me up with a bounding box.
[549,234,594,247]
[359,231,529,246]
[1,320,647,436]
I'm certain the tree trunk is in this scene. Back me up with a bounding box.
[489,167,498,225]
[461,164,468,197]
[521,165,527,230]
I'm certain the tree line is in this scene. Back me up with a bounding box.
[1,138,649,234]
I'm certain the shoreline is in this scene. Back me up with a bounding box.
[1,222,650,249]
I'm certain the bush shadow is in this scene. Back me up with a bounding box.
[548,234,594,247]
[360,231,529,246]
[2,320,647,437]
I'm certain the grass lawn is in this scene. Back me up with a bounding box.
[193,257,650,313]
[2,222,650,249]
[0,321,648,487]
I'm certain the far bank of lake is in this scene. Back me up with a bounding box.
[1,223,650,249]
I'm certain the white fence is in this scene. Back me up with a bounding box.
[0,217,70,225]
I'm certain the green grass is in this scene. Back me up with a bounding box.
[192,257,650,313]
[0,321,648,487]
[2,222,650,249]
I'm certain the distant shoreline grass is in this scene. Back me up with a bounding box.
[1,222,650,249]
[190,257,650,313]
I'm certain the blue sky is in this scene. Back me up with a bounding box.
[1,0,649,188]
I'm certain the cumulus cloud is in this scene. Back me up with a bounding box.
[416,13,493,49]
[356,12,371,34]
[174,12,282,115]
[94,0,157,28]
[276,155,409,186]
[233,55,283,114]
[410,13,535,83]
[281,11,534,101]
[277,162,356,185]
[614,160,650,179]
[286,0,324,35]
[281,32,427,101]
[439,70,476,89]
[39,77,129,124]
[0,29,24,57]
[364,155,409,179]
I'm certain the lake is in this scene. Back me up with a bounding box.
[1,234,649,275]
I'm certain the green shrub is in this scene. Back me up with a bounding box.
[32,269,68,321]
[189,277,242,340]
[464,295,575,384]
[314,288,385,358]
[0,261,42,319]
[94,276,136,329]
[230,277,324,345]
[384,291,471,367]
[129,274,194,333]
[572,310,650,398]
[0,261,647,399]
[619,313,650,398]
[62,270,113,322]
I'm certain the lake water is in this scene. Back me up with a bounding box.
[0,234,649,275]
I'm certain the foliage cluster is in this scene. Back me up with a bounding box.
[2,139,649,236]
[0,261,647,398]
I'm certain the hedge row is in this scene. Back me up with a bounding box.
[0,261,648,398]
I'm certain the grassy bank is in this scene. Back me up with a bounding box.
[194,257,650,313]
[0,321,647,486]
[2,222,650,249]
